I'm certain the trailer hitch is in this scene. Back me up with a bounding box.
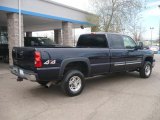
[17,77,23,82]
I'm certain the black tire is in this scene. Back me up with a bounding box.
[37,81,49,86]
[61,70,85,97]
[3,55,9,63]
[140,61,152,78]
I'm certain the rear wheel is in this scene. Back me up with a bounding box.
[3,55,9,63]
[61,70,85,97]
[140,61,152,78]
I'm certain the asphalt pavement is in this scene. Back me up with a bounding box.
[0,55,160,120]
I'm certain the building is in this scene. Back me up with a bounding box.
[0,0,94,64]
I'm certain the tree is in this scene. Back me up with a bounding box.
[89,0,145,35]
[126,15,145,41]
[125,9,147,41]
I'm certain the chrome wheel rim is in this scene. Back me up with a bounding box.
[69,76,82,93]
[145,65,151,76]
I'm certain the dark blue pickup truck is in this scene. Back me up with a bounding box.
[11,32,155,96]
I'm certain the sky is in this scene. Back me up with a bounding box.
[142,0,160,40]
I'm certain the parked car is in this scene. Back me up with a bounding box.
[149,46,159,54]
[0,37,55,62]
[143,45,149,50]
[24,37,55,47]
[10,32,155,96]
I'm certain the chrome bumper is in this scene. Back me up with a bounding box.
[10,66,37,82]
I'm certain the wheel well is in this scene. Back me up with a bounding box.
[145,57,153,63]
[63,62,89,77]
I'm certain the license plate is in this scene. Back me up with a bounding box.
[19,69,24,76]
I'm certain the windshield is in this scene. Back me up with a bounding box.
[0,35,8,44]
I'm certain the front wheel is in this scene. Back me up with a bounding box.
[140,61,152,78]
[61,70,85,97]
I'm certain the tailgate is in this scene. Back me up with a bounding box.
[12,47,35,70]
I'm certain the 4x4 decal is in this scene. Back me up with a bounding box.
[44,60,56,65]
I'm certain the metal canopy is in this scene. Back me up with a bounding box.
[0,0,95,32]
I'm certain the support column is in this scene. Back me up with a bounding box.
[7,13,24,65]
[26,32,32,37]
[54,29,62,44]
[62,22,73,46]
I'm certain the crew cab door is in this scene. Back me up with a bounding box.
[122,35,143,71]
[108,34,127,72]
[77,34,110,75]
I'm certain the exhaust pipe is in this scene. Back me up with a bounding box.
[45,81,54,88]
[45,81,59,88]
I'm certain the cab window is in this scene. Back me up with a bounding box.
[77,34,108,48]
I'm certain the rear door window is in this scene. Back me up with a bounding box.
[108,34,124,49]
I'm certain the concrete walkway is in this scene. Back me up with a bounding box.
[0,55,160,120]
[0,62,9,75]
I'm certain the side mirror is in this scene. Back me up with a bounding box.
[139,42,144,49]
[135,42,143,50]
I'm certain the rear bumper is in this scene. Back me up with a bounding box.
[10,66,37,82]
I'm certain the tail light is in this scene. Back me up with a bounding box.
[34,51,42,68]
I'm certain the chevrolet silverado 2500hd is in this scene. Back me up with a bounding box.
[10,33,155,96]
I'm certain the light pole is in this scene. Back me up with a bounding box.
[18,0,22,47]
[150,27,154,46]
[158,5,160,51]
